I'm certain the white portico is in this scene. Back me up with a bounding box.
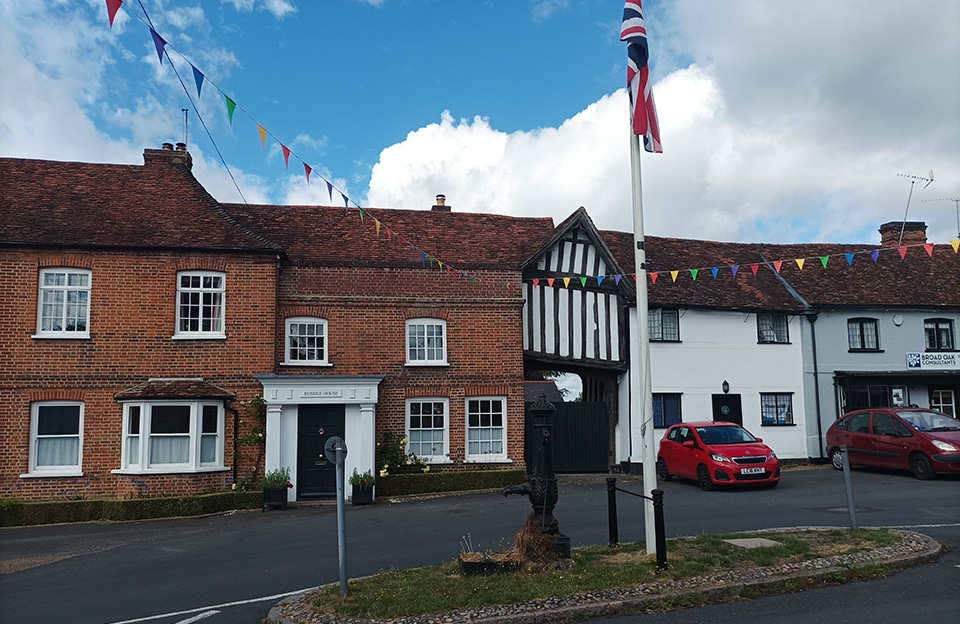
[255,374,384,501]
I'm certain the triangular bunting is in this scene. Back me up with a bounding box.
[150,28,167,65]
[303,163,311,185]
[710,267,719,279]
[341,192,349,208]
[358,208,365,222]
[257,124,267,149]
[951,240,960,253]
[225,96,237,125]
[898,246,907,259]
[750,264,759,276]
[192,65,204,98]
[547,278,555,288]
[923,243,934,257]
[773,261,783,274]
[563,278,571,288]
[420,251,426,265]
[281,144,290,168]
[597,276,604,286]
[690,269,698,281]
[106,0,123,28]
[845,253,855,265]
[820,256,829,268]
[731,265,739,277]
[796,258,805,270]
[650,272,658,284]
[670,270,679,282]
[579,277,587,287]
[375,220,381,237]
[870,250,879,263]
[614,275,622,285]
[533,279,540,288]
[326,181,333,202]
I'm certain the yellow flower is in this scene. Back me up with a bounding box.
[400,438,408,445]
[379,469,388,477]
[423,466,430,473]
[231,483,237,490]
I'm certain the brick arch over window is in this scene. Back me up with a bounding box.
[175,258,228,273]
[26,389,86,402]
[37,256,94,269]
[405,308,449,321]
[283,305,331,318]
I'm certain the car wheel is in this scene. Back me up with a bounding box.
[656,458,672,481]
[697,464,714,491]
[910,453,935,480]
[829,448,844,470]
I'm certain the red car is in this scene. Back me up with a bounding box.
[656,421,781,490]
[826,408,960,479]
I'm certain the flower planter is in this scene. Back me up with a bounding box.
[262,487,288,511]
[351,485,374,505]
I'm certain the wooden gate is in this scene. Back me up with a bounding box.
[526,401,608,473]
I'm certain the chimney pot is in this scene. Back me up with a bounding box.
[162,142,174,151]
[432,194,451,212]
[175,142,187,151]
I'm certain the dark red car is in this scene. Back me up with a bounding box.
[826,408,960,479]
[656,421,781,490]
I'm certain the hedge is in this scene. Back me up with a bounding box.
[0,491,263,527]
[376,469,525,497]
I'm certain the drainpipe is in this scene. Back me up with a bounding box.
[806,313,825,460]
[228,405,240,484]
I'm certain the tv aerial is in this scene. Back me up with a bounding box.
[895,170,934,245]
[921,196,960,238]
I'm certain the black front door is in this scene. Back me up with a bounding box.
[712,394,742,426]
[297,404,345,499]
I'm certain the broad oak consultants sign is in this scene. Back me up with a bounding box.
[906,352,960,370]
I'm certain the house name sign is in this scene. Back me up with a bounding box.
[302,390,343,398]
[906,352,960,370]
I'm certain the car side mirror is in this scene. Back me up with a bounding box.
[682,440,696,448]
[755,437,763,443]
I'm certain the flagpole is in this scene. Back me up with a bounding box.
[629,129,658,555]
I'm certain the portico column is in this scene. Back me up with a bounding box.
[264,404,283,474]
[358,402,376,477]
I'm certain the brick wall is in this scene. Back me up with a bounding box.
[0,248,277,501]
[277,264,528,471]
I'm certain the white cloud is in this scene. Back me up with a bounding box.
[222,0,297,19]
[368,0,960,245]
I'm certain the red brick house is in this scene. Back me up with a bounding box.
[0,147,553,502]
[0,145,281,501]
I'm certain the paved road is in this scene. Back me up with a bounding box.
[0,466,957,624]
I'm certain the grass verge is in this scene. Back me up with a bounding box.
[303,528,899,620]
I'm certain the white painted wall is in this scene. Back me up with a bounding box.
[620,308,808,463]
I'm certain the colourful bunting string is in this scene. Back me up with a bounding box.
[924,243,934,257]
[845,253,855,265]
[710,267,719,279]
[281,144,290,168]
[898,247,907,259]
[149,28,166,65]
[106,0,123,28]
[750,264,759,276]
[690,269,698,281]
[870,250,879,263]
[650,272,658,284]
[225,95,237,125]
[795,258,805,270]
[731,265,739,277]
[820,256,828,268]
[580,277,587,287]
[257,124,267,149]
[952,240,960,253]
[563,278,571,288]
[773,261,783,274]
[614,275,622,285]
[303,163,311,185]
[192,65,204,97]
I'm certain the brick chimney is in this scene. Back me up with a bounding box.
[142,142,193,171]
[879,221,926,247]
[431,194,450,212]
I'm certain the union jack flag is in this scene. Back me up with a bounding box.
[620,0,662,153]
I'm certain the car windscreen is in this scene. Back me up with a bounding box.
[896,411,960,432]
[696,426,756,445]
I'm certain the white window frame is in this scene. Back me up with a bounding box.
[282,316,330,366]
[115,401,225,473]
[174,271,226,339]
[465,396,508,463]
[23,401,84,477]
[757,313,789,344]
[34,268,91,339]
[405,398,451,463]
[930,389,955,417]
[405,318,448,366]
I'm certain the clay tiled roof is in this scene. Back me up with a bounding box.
[603,231,960,311]
[222,203,556,269]
[0,152,280,253]
[114,378,235,401]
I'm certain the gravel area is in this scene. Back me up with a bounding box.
[267,528,941,624]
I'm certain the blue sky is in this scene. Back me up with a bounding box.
[2,0,959,245]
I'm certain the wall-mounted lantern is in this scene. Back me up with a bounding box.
[722,380,730,394]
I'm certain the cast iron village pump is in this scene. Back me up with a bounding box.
[501,393,571,559]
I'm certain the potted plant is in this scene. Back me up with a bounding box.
[261,467,293,511]
[349,468,375,505]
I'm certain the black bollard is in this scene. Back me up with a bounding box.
[652,488,667,571]
[606,477,618,547]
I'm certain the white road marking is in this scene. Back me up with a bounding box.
[174,611,219,624]
[104,587,315,624]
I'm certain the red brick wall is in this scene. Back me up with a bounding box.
[276,264,528,472]
[0,248,277,501]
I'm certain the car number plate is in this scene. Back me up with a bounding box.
[741,467,765,475]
